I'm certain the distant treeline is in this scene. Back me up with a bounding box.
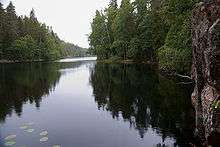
[62,43,90,58]
[89,0,198,74]
[0,2,88,61]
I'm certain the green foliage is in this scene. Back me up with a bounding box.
[89,10,110,60]
[89,0,198,74]
[161,0,197,25]
[214,100,220,109]
[136,13,154,60]
[112,0,136,60]
[0,2,85,61]
[0,2,4,59]
[89,0,161,62]
[158,0,197,73]
[61,42,89,57]
[12,35,38,61]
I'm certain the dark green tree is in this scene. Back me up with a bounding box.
[0,2,5,59]
[0,2,78,61]
[105,0,118,57]
[131,0,154,60]
[89,10,110,59]
[158,0,198,73]
[3,2,18,59]
[112,0,136,60]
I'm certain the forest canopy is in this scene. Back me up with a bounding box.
[0,2,88,61]
[89,0,198,74]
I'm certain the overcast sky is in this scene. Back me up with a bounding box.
[1,0,114,48]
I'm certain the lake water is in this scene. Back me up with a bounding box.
[0,57,195,147]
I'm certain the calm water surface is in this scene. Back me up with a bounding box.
[0,57,194,147]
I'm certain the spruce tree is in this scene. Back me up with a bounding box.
[105,0,118,57]
[30,8,37,22]
[112,0,135,60]
[0,2,5,59]
[109,0,118,8]
[89,10,109,59]
[133,0,155,60]
[4,2,18,47]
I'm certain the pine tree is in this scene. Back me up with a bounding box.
[0,2,5,59]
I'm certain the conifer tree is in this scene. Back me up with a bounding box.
[5,2,18,44]
[0,2,5,59]
[30,8,37,22]
[105,0,118,57]
[112,0,135,60]
[89,10,109,59]
[4,2,18,59]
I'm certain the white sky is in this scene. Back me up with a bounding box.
[1,0,114,48]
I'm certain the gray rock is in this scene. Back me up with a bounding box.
[191,0,220,146]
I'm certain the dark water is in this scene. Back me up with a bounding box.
[0,58,195,147]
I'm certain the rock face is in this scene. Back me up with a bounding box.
[191,0,220,146]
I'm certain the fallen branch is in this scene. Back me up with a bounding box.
[175,74,192,80]
[176,82,194,85]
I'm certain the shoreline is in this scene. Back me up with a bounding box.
[97,58,158,65]
[1,58,192,83]
[97,59,193,83]
[0,59,46,64]
[0,56,96,64]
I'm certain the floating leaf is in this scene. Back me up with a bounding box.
[4,135,16,140]
[40,131,48,136]
[53,145,61,147]
[4,141,16,146]
[20,125,29,130]
[26,122,34,126]
[40,137,48,142]
[25,129,35,133]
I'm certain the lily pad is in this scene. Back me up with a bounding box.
[25,129,35,133]
[26,122,34,126]
[40,131,48,136]
[4,135,16,140]
[4,141,16,146]
[19,125,29,130]
[53,145,61,147]
[40,137,48,142]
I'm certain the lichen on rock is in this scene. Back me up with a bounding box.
[191,0,220,146]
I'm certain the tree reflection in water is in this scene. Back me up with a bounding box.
[90,63,195,146]
[0,62,84,122]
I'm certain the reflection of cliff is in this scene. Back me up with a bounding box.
[0,63,61,121]
[90,63,195,146]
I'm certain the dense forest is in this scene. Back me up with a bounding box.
[89,0,198,74]
[0,2,88,61]
[62,43,89,57]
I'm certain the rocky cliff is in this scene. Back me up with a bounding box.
[191,0,220,146]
